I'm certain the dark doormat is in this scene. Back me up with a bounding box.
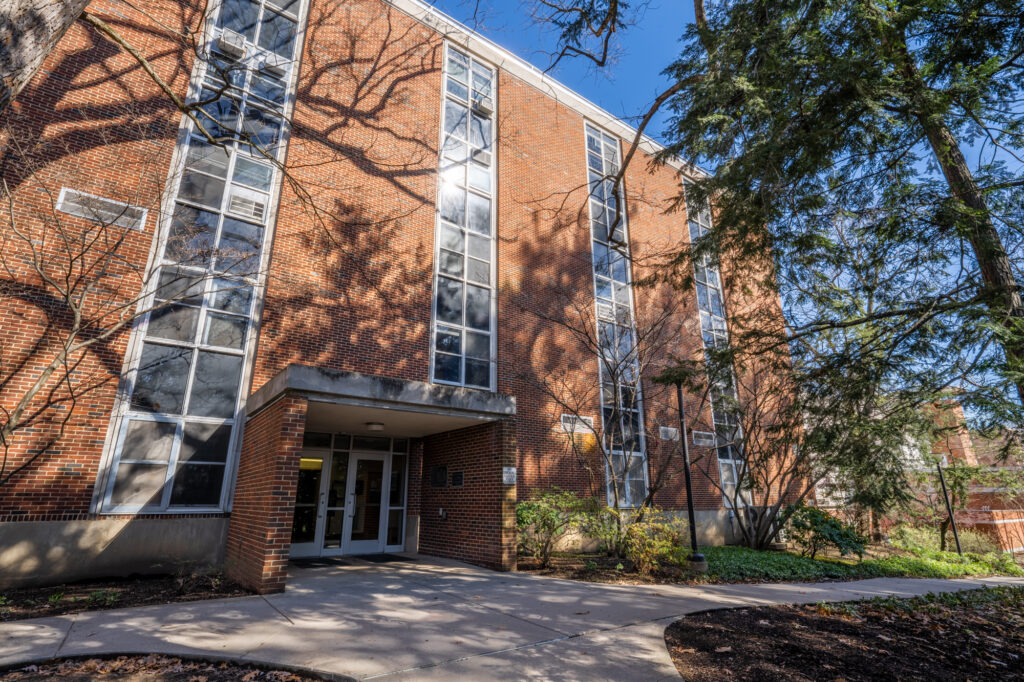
[290,557,355,568]
[358,554,415,564]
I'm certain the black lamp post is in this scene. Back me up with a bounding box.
[674,380,707,572]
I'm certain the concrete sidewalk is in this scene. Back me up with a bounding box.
[2,556,1022,681]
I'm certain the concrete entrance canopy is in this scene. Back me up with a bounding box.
[226,365,518,594]
[246,364,517,436]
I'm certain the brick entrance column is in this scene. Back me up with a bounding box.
[225,395,308,593]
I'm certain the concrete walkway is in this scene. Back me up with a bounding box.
[2,556,1022,681]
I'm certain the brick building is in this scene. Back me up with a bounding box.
[0,0,779,592]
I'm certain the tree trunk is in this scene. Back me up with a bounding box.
[0,0,92,113]
[883,24,1024,405]
[939,517,950,552]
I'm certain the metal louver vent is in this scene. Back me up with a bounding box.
[228,194,266,221]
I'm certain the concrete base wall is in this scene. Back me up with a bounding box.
[551,508,742,553]
[0,517,228,589]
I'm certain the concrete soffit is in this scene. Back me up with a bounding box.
[385,0,709,180]
[247,364,517,422]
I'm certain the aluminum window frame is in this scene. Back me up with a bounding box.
[428,42,499,392]
[583,122,650,509]
[92,0,309,515]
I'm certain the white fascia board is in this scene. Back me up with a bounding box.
[386,0,708,179]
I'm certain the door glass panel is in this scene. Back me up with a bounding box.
[390,455,406,508]
[350,458,383,542]
[290,456,323,544]
[387,509,404,546]
[323,509,343,548]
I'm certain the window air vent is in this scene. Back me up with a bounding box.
[56,188,147,231]
[659,426,680,441]
[692,430,716,447]
[472,97,493,117]
[560,414,595,433]
[228,193,266,221]
[216,29,247,60]
[471,148,491,167]
[596,303,614,321]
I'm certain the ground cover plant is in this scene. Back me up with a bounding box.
[519,544,1023,585]
[0,572,249,622]
[1,655,323,681]
[665,586,1024,681]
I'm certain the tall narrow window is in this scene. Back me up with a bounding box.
[99,0,303,512]
[585,124,648,508]
[430,46,496,390]
[686,189,748,506]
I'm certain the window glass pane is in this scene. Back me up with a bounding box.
[178,170,225,210]
[187,351,243,417]
[210,278,252,314]
[434,352,460,382]
[444,100,468,140]
[467,257,489,285]
[439,182,466,227]
[447,50,469,82]
[156,266,206,305]
[147,304,199,343]
[185,137,230,177]
[266,0,299,15]
[591,201,608,241]
[471,67,492,98]
[442,136,467,162]
[469,114,491,150]
[467,193,490,235]
[205,53,246,89]
[468,163,490,192]
[233,157,273,190]
[446,79,468,100]
[587,133,601,153]
[389,454,407,508]
[352,436,390,451]
[110,461,167,507]
[610,248,629,283]
[628,478,646,507]
[121,420,176,462]
[465,359,489,387]
[303,431,332,447]
[257,10,297,58]
[434,277,463,325]
[439,224,463,252]
[386,509,404,545]
[241,104,283,153]
[197,89,239,140]
[131,343,192,414]
[251,72,287,107]
[217,0,259,41]
[435,327,461,354]
[438,249,463,278]
[595,276,612,301]
[440,160,465,187]
[204,311,247,349]
[592,242,610,278]
[465,284,489,330]
[465,331,489,360]
[167,204,218,265]
[170,463,225,506]
[467,233,489,260]
[179,422,232,462]
[217,217,262,274]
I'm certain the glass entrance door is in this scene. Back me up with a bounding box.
[289,448,327,557]
[289,435,408,558]
[342,453,387,554]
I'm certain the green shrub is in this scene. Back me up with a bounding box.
[787,504,866,559]
[890,524,1000,555]
[579,505,628,557]
[516,488,598,567]
[623,509,689,575]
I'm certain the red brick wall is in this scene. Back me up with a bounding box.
[419,419,516,570]
[0,0,202,516]
[225,395,308,593]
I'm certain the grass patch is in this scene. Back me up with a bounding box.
[702,545,1024,583]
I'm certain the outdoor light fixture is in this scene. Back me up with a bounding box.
[365,422,385,432]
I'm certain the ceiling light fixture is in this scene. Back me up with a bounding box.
[365,422,385,432]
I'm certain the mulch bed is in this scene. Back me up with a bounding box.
[665,588,1024,681]
[1,655,325,681]
[0,573,250,622]
[518,553,673,584]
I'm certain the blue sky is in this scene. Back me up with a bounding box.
[426,0,695,145]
